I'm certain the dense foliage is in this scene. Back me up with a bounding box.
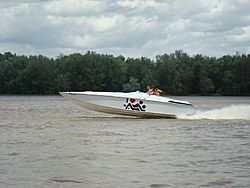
[0,50,250,95]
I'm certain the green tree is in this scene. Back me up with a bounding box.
[0,51,249,95]
[122,77,141,92]
[125,57,156,91]
[199,76,215,95]
[53,73,71,92]
[155,50,194,95]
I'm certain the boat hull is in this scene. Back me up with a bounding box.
[59,91,196,118]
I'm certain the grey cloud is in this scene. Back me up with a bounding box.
[0,0,249,59]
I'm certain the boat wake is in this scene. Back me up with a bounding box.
[178,105,250,120]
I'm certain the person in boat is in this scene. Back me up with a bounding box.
[153,88,160,96]
[157,89,163,95]
[146,86,154,94]
[146,86,163,96]
[153,88,163,96]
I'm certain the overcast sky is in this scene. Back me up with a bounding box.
[1,0,250,60]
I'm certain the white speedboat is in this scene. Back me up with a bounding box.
[59,91,196,118]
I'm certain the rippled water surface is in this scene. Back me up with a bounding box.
[0,96,250,188]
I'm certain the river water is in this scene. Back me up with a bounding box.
[0,96,250,188]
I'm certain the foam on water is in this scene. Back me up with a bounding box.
[179,105,250,120]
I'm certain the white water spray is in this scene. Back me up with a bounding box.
[178,105,250,120]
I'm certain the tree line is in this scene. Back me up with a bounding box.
[0,50,249,95]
